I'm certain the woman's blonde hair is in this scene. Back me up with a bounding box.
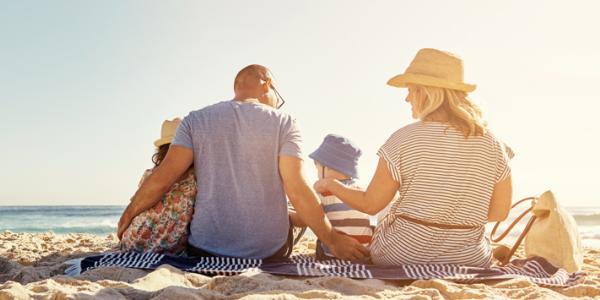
[411,84,487,137]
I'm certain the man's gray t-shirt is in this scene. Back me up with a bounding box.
[172,100,302,259]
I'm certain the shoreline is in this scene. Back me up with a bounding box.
[1,231,599,299]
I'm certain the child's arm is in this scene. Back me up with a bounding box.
[314,158,399,215]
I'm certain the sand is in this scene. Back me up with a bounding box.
[1,231,599,299]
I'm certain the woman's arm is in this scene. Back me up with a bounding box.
[487,175,513,222]
[314,158,399,215]
[117,145,194,239]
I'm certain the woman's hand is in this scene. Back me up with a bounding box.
[313,178,334,196]
[313,158,400,215]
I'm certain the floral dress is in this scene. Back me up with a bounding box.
[119,168,197,254]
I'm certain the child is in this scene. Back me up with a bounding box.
[308,134,373,260]
[119,118,197,254]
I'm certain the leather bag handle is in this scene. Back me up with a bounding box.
[489,197,538,265]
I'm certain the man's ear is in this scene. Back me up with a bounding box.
[260,78,271,93]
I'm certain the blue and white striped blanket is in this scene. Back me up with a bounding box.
[65,252,584,287]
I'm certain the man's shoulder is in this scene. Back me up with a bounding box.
[183,101,298,133]
[244,102,295,122]
[242,103,298,129]
[273,109,295,124]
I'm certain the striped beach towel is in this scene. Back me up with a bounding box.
[65,252,584,287]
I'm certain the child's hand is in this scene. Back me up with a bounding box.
[314,178,333,196]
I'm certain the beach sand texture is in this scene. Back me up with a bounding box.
[1,231,599,299]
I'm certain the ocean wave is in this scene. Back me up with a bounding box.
[4,225,116,235]
[58,219,117,228]
[500,212,600,226]
[486,222,600,242]
[0,206,124,218]
[1,218,118,235]
[0,205,124,211]
[573,213,600,225]
[578,226,600,239]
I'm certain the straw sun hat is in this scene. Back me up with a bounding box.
[387,48,476,92]
[154,118,182,147]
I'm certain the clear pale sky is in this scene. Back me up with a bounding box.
[1,1,599,206]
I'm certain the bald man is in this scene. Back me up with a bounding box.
[118,65,368,261]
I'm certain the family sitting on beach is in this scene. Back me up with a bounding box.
[117,48,513,266]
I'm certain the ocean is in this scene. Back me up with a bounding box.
[0,206,123,235]
[1,205,599,248]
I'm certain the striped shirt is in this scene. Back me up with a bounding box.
[319,180,373,257]
[371,121,513,267]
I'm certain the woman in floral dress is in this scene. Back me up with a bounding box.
[119,118,197,254]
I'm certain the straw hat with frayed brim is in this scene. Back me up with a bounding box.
[154,118,182,147]
[387,48,476,93]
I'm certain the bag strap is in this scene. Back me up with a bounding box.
[490,197,536,242]
[489,196,538,265]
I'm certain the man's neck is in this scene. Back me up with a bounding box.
[233,96,259,104]
[233,96,275,109]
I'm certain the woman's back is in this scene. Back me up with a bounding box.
[380,121,511,225]
[371,121,512,266]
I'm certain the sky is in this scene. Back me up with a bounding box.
[1,1,599,207]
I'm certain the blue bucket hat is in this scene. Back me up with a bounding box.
[309,134,362,179]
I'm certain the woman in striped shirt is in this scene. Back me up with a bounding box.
[314,48,513,266]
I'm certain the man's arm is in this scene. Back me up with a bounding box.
[117,145,194,239]
[314,158,399,215]
[279,155,369,261]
